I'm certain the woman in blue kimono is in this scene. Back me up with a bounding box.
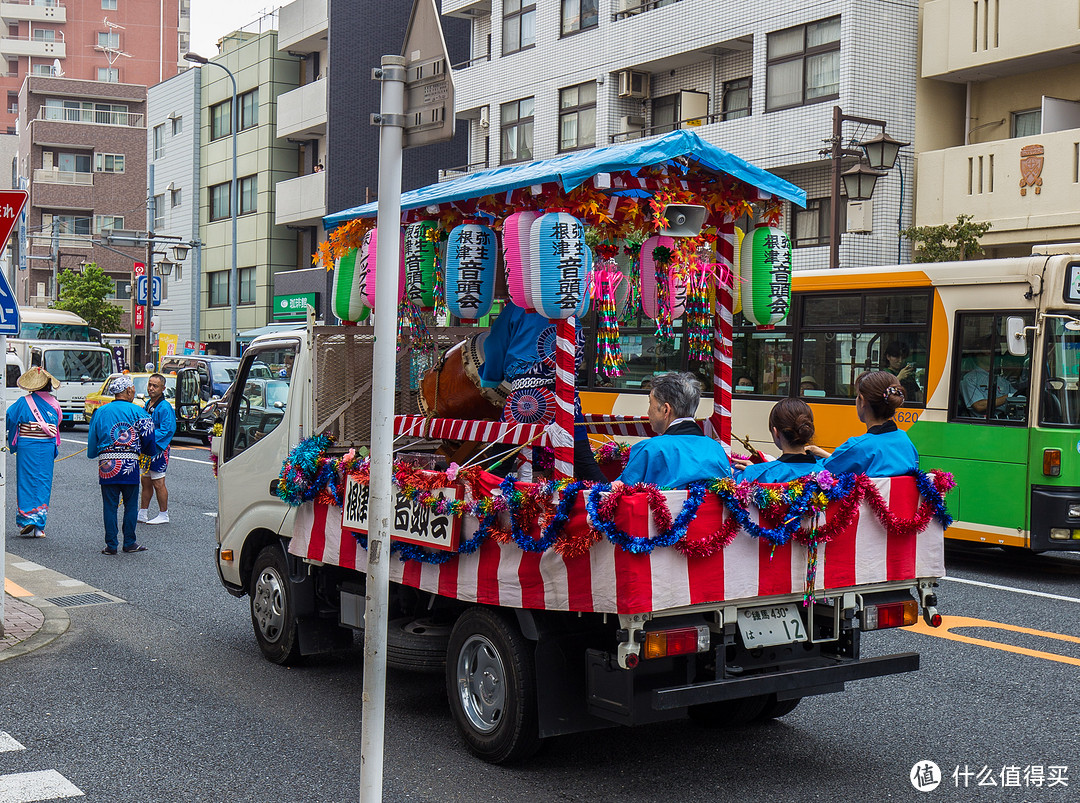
[738,398,822,483]
[6,366,62,537]
[813,371,919,476]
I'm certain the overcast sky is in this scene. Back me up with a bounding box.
[188,0,277,59]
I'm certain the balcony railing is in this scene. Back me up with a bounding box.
[37,108,143,127]
[451,53,491,70]
[30,232,93,249]
[611,0,682,22]
[438,161,490,180]
[33,168,93,185]
[608,112,733,144]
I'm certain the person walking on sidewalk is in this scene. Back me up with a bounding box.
[139,373,175,525]
[87,375,156,555]
[6,367,62,538]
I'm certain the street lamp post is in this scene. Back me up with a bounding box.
[185,51,239,354]
[826,106,908,269]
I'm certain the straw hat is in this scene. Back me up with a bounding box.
[17,366,60,392]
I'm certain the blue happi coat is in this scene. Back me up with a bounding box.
[738,453,822,484]
[822,421,919,477]
[87,400,156,484]
[144,396,176,473]
[618,420,732,489]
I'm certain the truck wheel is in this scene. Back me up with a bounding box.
[386,617,451,674]
[688,694,769,727]
[445,608,541,764]
[250,545,302,665]
[755,694,801,720]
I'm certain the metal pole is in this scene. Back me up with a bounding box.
[50,223,59,301]
[146,169,155,369]
[0,333,6,637]
[360,53,405,803]
[227,69,238,356]
[829,105,842,270]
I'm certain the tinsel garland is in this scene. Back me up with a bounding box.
[620,242,641,324]
[595,265,624,376]
[594,440,630,467]
[276,436,955,565]
[652,245,674,345]
[685,264,711,363]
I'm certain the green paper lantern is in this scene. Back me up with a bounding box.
[331,247,371,323]
[739,226,791,327]
[404,221,440,310]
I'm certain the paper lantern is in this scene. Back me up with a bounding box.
[639,235,685,320]
[331,247,370,323]
[740,225,792,326]
[445,221,498,321]
[403,221,440,310]
[576,246,593,317]
[361,227,406,309]
[732,227,744,315]
[503,211,540,311]
[528,211,588,320]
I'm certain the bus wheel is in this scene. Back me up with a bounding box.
[446,608,541,764]
[250,545,302,666]
[688,694,769,726]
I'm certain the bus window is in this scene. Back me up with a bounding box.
[1040,316,1080,426]
[953,312,1032,423]
[732,316,793,396]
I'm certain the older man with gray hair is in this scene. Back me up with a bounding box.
[616,372,732,488]
[87,374,156,555]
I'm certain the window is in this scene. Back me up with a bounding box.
[500,97,533,163]
[560,0,597,36]
[95,215,123,233]
[209,270,229,306]
[210,182,229,220]
[113,278,131,300]
[45,99,130,124]
[97,31,120,49]
[32,64,53,76]
[238,175,257,215]
[722,77,751,121]
[239,89,258,130]
[503,0,536,55]
[766,16,840,111]
[792,197,846,248]
[210,100,231,140]
[952,311,1032,423]
[227,343,296,459]
[56,152,92,173]
[171,188,181,207]
[239,266,255,304]
[1011,109,1041,138]
[102,0,118,9]
[94,152,125,172]
[559,82,596,152]
[153,195,164,230]
[651,93,678,135]
[8,60,18,76]
[97,68,119,83]
[153,124,165,159]
[171,115,182,135]
[32,29,56,43]
[47,214,92,235]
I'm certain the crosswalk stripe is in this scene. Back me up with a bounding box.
[0,734,24,753]
[0,770,83,802]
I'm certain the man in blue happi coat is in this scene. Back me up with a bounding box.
[138,372,176,525]
[87,375,157,555]
[616,372,732,489]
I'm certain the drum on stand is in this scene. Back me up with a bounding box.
[419,332,508,422]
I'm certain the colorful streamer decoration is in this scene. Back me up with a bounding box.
[445,220,498,321]
[640,235,685,344]
[685,250,711,363]
[330,247,370,323]
[740,225,792,327]
[594,262,624,376]
[503,210,541,311]
[361,227,406,310]
[403,221,441,310]
[528,211,588,320]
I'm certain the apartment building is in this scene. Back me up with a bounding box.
[442,0,917,269]
[272,0,468,319]
[196,29,299,354]
[1,0,186,136]
[914,0,1080,255]
[17,75,145,317]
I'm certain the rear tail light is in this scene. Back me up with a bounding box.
[1043,448,1061,477]
[862,598,918,631]
[643,625,710,660]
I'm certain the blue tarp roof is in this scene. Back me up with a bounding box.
[324,130,806,227]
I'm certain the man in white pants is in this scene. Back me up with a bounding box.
[138,373,175,525]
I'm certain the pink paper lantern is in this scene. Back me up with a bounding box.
[502,210,540,311]
[639,235,685,320]
[361,226,406,309]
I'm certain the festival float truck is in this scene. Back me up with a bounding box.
[205,131,950,764]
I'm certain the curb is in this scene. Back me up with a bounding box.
[0,593,70,662]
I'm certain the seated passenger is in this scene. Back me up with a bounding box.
[616,372,732,489]
[738,399,822,483]
[882,340,920,403]
[812,370,919,476]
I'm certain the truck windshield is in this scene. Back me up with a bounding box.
[210,361,240,384]
[43,349,112,382]
[1040,316,1080,426]
[19,322,96,341]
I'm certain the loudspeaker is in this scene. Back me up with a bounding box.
[659,204,707,237]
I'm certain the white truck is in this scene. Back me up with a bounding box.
[201,323,947,764]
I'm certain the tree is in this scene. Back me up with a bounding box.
[55,262,123,332]
[901,214,992,263]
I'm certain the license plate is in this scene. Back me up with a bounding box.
[737,604,808,649]
[71,413,84,422]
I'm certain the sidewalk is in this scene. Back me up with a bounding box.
[1,578,70,661]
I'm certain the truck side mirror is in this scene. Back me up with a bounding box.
[1005,316,1028,357]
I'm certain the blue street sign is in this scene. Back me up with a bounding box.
[136,275,163,307]
[0,269,19,336]
[0,189,28,335]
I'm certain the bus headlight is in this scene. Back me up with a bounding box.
[1068,503,1080,518]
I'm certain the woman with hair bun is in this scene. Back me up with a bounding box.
[738,398,822,483]
[814,370,919,476]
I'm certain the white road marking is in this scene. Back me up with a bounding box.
[0,770,83,802]
[944,575,1080,605]
[61,438,210,465]
[203,512,217,517]
[9,563,43,573]
[0,733,24,753]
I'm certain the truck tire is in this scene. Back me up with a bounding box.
[386,617,451,674]
[755,694,801,720]
[250,545,302,665]
[445,608,541,764]
[688,694,769,727]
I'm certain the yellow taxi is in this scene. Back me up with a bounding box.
[84,372,177,423]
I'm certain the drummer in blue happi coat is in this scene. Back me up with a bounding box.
[737,398,822,483]
[616,372,732,489]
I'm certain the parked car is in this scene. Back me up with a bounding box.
[84,373,176,423]
[159,355,243,400]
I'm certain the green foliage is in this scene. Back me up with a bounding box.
[55,262,123,332]
[901,214,992,263]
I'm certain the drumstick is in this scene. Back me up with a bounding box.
[736,432,769,464]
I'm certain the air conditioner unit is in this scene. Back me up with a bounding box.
[618,0,642,16]
[617,70,649,99]
[620,114,646,132]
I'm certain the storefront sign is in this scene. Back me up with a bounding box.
[273,292,317,320]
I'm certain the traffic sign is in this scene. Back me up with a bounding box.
[0,190,28,336]
[401,0,455,148]
[133,261,146,277]
[136,275,162,306]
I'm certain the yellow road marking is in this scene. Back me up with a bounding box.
[3,577,32,597]
[905,615,1080,666]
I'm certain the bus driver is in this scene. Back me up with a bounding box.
[960,341,1014,415]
